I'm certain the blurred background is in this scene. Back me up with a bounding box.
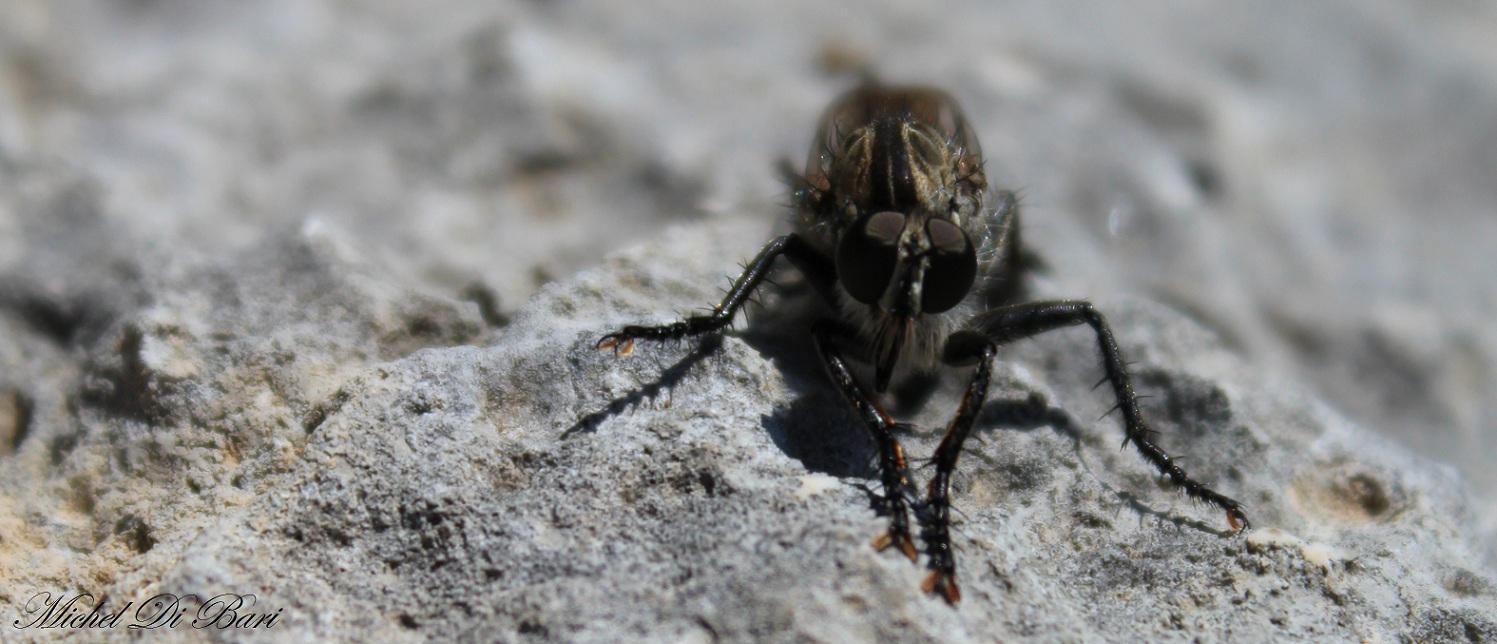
[2,0,1494,544]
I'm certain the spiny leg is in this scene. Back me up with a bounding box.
[598,234,833,352]
[920,333,997,604]
[812,320,920,562]
[957,300,1250,532]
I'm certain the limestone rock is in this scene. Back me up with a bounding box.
[2,0,1495,641]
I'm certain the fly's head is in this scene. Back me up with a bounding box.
[798,86,993,392]
[834,204,978,392]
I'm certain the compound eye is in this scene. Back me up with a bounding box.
[920,218,976,313]
[837,211,904,305]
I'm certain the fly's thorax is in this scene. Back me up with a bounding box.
[793,85,988,248]
[828,119,963,226]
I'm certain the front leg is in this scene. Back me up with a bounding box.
[952,300,1251,532]
[920,332,997,604]
[598,233,833,354]
[812,320,920,562]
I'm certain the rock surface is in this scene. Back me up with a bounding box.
[2,0,1496,642]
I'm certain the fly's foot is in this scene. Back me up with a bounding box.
[872,527,919,562]
[596,331,637,355]
[921,570,961,604]
[870,483,919,562]
[1227,506,1251,534]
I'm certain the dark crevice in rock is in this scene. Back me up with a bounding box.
[79,324,171,424]
[375,298,488,359]
[0,283,123,347]
[48,426,81,467]
[304,388,352,434]
[0,389,33,455]
[1,290,87,344]
[461,281,512,328]
[113,516,156,554]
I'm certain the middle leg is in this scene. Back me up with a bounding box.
[953,300,1250,531]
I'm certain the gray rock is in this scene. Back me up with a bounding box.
[2,0,1496,642]
[5,208,1495,640]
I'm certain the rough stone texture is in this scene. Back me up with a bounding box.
[2,0,1496,642]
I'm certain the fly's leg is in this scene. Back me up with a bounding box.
[812,320,920,562]
[920,333,997,604]
[598,234,833,353]
[956,301,1251,531]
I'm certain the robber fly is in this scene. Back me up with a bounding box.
[598,83,1249,604]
